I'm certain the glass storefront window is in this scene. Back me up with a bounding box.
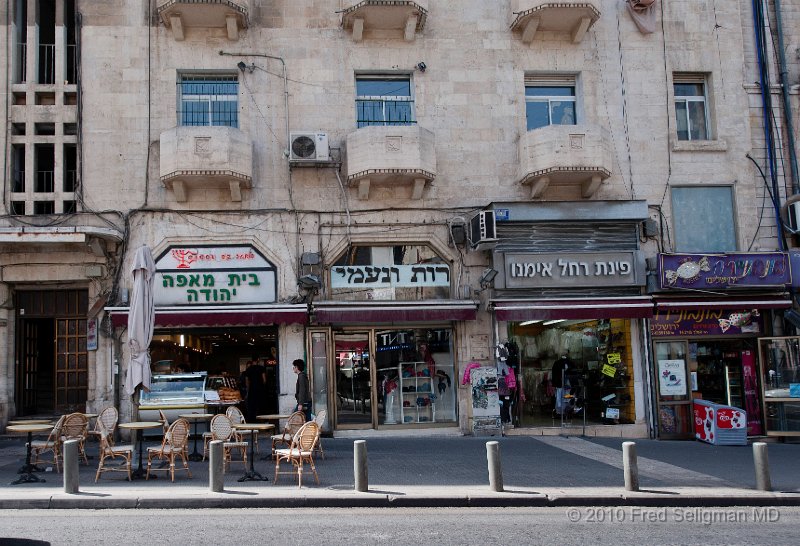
[510,318,634,427]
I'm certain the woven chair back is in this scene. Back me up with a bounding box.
[225,406,245,424]
[42,415,67,445]
[167,418,190,449]
[210,414,234,441]
[293,421,319,452]
[313,409,327,428]
[62,413,88,440]
[96,406,118,433]
[158,409,170,433]
[285,411,306,436]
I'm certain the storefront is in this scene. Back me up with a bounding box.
[650,252,793,439]
[307,243,476,431]
[487,201,652,438]
[108,243,307,416]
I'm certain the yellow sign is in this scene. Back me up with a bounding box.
[602,364,617,377]
[607,353,622,365]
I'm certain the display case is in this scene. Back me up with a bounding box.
[758,336,800,436]
[139,372,208,435]
[399,362,434,424]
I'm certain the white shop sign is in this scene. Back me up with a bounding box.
[500,251,644,289]
[154,245,277,305]
[331,264,451,289]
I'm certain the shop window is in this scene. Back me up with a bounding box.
[331,244,451,300]
[671,186,736,252]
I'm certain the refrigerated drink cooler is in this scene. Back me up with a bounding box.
[693,399,748,445]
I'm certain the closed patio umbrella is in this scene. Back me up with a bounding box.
[124,245,156,398]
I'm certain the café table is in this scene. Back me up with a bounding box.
[6,423,54,484]
[256,414,291,460]
[179,413,214,462]
[119,421,163,480]
[8,419,53,426]
[232,422,274,482]
[205,400,240,415]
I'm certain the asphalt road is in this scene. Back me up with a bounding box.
[0,507,798,545]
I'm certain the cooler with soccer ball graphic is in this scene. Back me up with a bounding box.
[693,399,748,445]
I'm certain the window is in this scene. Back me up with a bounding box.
[671,187,736,252]
[674,75,709,141]
[355,76,415,127]
[525,76,576,130]
[179,74,239,127]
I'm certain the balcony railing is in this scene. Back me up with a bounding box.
[36,171,54,193]
[39,44,55,84]
[356,99,416,128]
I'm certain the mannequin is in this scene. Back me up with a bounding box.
[551,355,572,417]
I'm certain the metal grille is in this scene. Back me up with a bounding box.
[179,75,239,127]
[39,44,55,84]
[356,77,415,128]
[495,222,640,253]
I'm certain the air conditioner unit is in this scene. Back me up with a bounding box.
[469,210,498,251]
[788,201,800,232]
[289,131,330,162]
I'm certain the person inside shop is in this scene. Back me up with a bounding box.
[551,355,572,418]
[242,354,267,422]
[293,358,312,422]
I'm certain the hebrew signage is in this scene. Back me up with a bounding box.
[499,251,644,289]
[330,264,451,289]
[659,252,791,289]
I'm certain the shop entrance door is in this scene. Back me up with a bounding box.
[333,332,374,428]
[653,340,692,438]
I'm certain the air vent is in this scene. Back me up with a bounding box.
[289,132,330,162]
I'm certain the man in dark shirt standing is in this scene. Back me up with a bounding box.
[293,359,311,422]
[243,354,267,422]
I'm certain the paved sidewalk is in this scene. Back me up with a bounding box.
[0,434,798,509]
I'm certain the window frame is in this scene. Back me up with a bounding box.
[355,75,416,128]
[673,75,710,141]
[178,73,239,128]
[524,84,577,130]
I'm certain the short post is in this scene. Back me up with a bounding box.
[63,439,80,494]
[753,442,772,492]
[209,440,224,492]
[486,441,504,492]
[354,440,368,492]
[622,441,639,492]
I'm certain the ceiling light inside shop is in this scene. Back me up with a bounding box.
[542,319,565,326]
[519,320,541,326]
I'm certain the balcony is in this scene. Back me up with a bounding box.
[157,0,249,41]
[159,126,253,202]
[518,124,612,199]
[341,1,428,42]
[510,1,600,44]
[346,125,436,200]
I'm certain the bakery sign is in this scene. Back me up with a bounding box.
[659,252,791,289]
[154,245,276,306]
[498,251,645,289]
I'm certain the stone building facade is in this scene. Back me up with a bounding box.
[1,1,797,439]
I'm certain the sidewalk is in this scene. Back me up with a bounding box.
[0,434,798,509]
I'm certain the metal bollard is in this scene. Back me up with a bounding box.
[486,441,504,492]
[354,440,368,492]
[209,440,224,492]
[622,441,639,492]
[753,442,772,492]
[63,439,80,494]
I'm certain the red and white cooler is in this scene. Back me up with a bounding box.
[693,399,747,445]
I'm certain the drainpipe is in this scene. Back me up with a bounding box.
[773,0,800,196]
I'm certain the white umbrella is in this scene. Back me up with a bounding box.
[124,245,156,397]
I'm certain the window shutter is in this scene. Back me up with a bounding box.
[524,74,576,87]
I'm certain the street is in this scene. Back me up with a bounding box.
[0,507,798,545]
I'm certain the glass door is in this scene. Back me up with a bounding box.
[654,340,692,439]
[333,332,374,428]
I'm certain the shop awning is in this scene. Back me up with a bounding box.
[653,295,792,311]
[312,300,478,323]
[106,304,308,328]
[492,297,654,321]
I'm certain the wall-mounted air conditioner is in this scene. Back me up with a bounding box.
[469,210,498,251]
[289,131,330,162]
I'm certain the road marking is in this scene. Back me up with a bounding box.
[533,436,728,486]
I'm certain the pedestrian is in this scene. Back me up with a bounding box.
[293,358,312,421]
[242,354,267,422]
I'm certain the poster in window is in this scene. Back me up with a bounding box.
[658,359,686,396]
[87,318,98,351]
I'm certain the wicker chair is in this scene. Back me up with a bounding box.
[87,406,118,446]
[274,421,320,487]
[271,411,306,455]
[146,418,192,481]
[209,414,248,470]
[30,415,66,473]
[60,412,89,464]
[225,406,259,453]
[95,429,133,482]
[313,409,327,460]
[158,409,170,435]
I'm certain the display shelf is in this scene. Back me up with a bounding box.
[399,361,435,424]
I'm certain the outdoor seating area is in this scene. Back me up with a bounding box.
[6,410,327,488]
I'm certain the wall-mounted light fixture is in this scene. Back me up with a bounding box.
[479,268,498,289]
[237,61,255,73]
[416,61,427,72]
[298,274,321,290]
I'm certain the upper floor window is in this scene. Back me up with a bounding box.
[674,74,709,141]
[179,74,238,128]
[356,76,415,128]
[671,186,736,252]
[525,75,576,130]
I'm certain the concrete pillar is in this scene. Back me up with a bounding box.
[753,442,772,492]
[623,441,639,492]
[354,440,368,492]
[209,440,224,492]
[63,439,80,494]
[486,441,504,492]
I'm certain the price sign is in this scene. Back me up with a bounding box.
[605,408,620,419]
[606,353,622,365]
[602,364,617,377]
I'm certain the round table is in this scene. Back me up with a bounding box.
[8,419,53,426]
[7,423,54,484]
[232,422,275,482]
[179,413,214,461]
[119,421,163,480]
[256,414,291,430]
